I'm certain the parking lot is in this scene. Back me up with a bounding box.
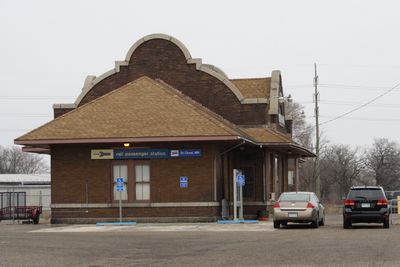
[1,214,400,267]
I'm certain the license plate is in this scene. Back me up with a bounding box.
[288,212,298,218]
[361,203,370,208]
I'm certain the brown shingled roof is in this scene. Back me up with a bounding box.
[241,127,292,143]
[241,126,315,157]
[16,77,247,144]
[230,77,271,99]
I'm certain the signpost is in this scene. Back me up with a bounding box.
[116,177,124,223]
[233,170,245,220]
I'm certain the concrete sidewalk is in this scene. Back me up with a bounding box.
[30,221,274,233]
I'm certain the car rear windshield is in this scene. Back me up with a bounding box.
[348,188,385,200]
[280,193,310,202]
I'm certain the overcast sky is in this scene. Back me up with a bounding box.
[1,0,400,152]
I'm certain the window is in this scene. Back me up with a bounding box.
[113,164,128,201]
[135,164,150,200]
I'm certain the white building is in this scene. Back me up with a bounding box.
[0,174,51,210]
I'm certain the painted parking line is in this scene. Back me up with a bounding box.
[30,222,275,233]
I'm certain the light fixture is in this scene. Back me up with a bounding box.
[123,143,130,148]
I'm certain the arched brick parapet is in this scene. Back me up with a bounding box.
[58,34,268,125]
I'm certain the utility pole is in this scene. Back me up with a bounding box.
[314,63,321,198]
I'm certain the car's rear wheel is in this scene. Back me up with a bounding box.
[273,220,280,229]
[343,217,351,229]
[319,213,325,226]
[383,218,390,229]
[311,214,319,228]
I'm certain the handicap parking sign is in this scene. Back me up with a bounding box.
[237,175,245,187]
[180,176,188,188]
[116,177,124,191]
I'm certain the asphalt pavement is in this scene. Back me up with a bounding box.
[1,214,400,267]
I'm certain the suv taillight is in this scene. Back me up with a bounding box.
[273,201,280,208]
[344,199,355,206]
[306,202,314,209]
[376,199,388,206]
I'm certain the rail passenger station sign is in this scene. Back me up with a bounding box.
[91,149,202,160]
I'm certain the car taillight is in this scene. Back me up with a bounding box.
[306,202,314,209]
[377,199,388,206]
[273,201,280,208]
[344,199,355,206]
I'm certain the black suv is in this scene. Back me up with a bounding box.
[343,186,390,229]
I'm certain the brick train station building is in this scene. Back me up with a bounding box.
[15,34,314,223]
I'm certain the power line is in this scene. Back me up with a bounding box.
[308,115,400,122]
[319,81,400,126]
[298,100,400,108]
[286,83,399,92]
[0,129,30,132]
[0,96,75,100]
[0,114,51,118]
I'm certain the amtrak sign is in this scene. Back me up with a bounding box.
[91,149,114,159]
[91,148,202,160]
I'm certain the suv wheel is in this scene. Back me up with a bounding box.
[273,220,280,229]
[383,218,390,229]
[343,218,351,229]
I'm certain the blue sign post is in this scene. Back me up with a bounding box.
[237,175,245,187]
[116,177,124,223]
[116,177,124,192]
[180,176,188,188]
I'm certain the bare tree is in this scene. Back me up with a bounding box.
[320,144,363,202]
[286,102,316,191]
[0,146,49,174]
[365,138,400,190]
[286,102,314,148]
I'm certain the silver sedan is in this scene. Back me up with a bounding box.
[273,191,325,229]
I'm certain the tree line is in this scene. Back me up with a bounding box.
[288,102,400,203]
[0,146,48,174]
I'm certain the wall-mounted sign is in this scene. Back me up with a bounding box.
[180,176,188,188]
[114,149,169,159]
[179,149,202,157]
[91,149,114,159]
[91,149,202,160]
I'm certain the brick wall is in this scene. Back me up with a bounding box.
[50,142,224,220]
[56,39,268,125]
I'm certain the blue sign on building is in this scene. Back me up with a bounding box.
[114,149,170,159]
[180,176,188,188]
[179,149,202,157]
